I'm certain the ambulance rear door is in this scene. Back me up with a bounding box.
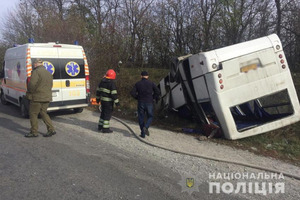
[30,46,63,104]
[55,46,87,108]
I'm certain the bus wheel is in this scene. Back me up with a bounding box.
[74,108,83,113]
[20,99,29,118]
[0,92,8,105]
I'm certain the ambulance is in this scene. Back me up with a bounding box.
[0,41,90,117]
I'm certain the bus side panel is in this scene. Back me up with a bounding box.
[207,71,300,140]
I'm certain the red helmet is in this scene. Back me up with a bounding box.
[105,69,116,79]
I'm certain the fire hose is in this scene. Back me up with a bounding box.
[90,98,300,181]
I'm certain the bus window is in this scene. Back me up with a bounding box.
[230,89,293,132]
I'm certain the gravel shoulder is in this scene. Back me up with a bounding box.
[51,109,300,199]
[1,103,299,199]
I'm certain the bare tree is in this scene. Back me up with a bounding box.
[1,0,299,72]
[280,0,300,71]
[217,0,264,45]
[197,0,221,51]
[122,0,154,67]
[275,0,282,37]
[146,1,173,68]
[1,1,36,45]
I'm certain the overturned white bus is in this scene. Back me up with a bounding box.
[158,34,300,140]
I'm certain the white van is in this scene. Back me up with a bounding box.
[0,42,90,117]
[159,34,300,140]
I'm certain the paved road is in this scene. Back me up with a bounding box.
[0,103,299,200]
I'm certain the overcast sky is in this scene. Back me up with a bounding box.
[0,0,19,19]
[0,0,20,39]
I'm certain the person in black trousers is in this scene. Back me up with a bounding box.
[96,69,120,133]
[130,71,161,138]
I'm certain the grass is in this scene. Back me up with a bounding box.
[92,68,300,166]
[211,123,300,166]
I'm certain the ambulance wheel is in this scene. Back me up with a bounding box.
[74,108,83,113]
[20,99,29,118]
[0,92,8,105]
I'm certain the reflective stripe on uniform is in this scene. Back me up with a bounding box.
[103,120,110,128]
[101,97,113,101]
[114,99,119,104]
[98,118,104,126]
[98,87,111,94]
[111,90,117,94]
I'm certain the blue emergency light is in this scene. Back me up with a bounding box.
[28,38,34,43]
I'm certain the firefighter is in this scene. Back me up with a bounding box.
[96,69,119,133]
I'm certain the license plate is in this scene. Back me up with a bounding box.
[240,64,258,73]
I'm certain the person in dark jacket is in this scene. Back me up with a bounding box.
[25,58,56,137]
[130,71,161,138]
[96,69,120,133]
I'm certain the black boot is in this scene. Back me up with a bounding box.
[98,125,103,131]
[102,128,113,133]
[143,127,149,136]
[43,130,56,137]
[25,132,38,138]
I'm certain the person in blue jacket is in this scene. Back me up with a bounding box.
[130,71,161,138]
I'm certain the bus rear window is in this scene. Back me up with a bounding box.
[230,89,293,132]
